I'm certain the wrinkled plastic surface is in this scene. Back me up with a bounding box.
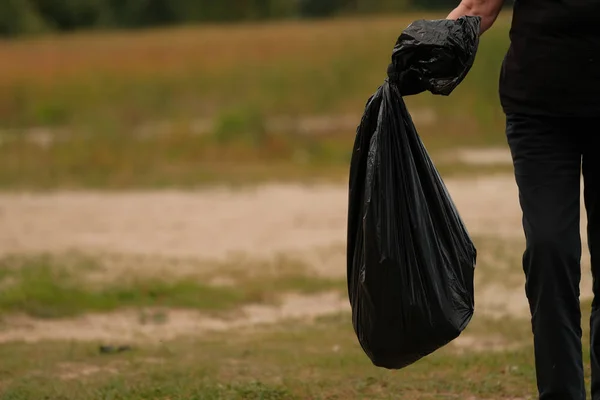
[387,16,481,96]
[347,16,481,370]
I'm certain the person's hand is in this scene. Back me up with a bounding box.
[446,0,505,35]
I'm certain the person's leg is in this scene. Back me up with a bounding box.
[585,126,600,400]
[506,113,584,400]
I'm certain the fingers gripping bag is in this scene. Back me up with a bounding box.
[346,16,481,370]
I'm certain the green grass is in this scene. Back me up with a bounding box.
[0,13,513,189]
[0,128,513,189]
[0,234,527,319]
[0,234,596,398]
[0,255,345,318]
[1,309,595,399]
[0,15,510,134]
[0,130,352,189]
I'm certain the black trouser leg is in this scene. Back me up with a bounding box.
[585,130,600,400]
[506,113,584,400]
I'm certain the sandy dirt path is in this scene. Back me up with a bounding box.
[0,172,592,343]
[0,175,555,260]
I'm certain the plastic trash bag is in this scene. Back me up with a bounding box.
[346,16,481,370]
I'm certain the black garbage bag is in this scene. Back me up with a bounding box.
[347,16,481,370]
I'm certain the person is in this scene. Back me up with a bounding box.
[447,0,600,399]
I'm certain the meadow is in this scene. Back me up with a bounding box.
[0,12,512,189]
[1,11,585,400]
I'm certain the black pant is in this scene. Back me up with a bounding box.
[506,113,600,399]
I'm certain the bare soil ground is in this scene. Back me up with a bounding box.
[0,170,591,344]
[0,175,544,259]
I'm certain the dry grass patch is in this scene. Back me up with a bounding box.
[0,309,575,400]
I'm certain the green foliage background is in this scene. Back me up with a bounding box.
[0,0,469,36]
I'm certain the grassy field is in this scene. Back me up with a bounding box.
[0,174,594,399]
[0,243,594,400]
[0,12,569,400]
[0,314,540,400]
[0,13,513,189]
[0,314,548,400]
[0,254,345,318]
[0,242,534,399]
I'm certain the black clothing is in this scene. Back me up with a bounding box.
[499,1,600,117]
[505,113,600,399]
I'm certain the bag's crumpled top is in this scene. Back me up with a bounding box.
[387,16,481,96]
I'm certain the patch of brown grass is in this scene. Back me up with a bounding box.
[0,13,514,188]
[0,16,423,85]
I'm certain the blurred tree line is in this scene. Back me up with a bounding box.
[0,0,461,37]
